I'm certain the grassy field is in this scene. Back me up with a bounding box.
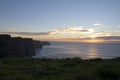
[0,57,120,80]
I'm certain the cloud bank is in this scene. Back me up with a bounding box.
[0,26,94,35]
[96,36,120,40]
[0,26,120,42]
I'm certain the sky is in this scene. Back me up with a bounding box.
[0,0,120,42]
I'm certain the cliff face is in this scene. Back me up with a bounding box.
[0,34,11,57]
[0,34,51,58]
[10,37,35,57]
[0,34,35,58]
[24,38,35,57]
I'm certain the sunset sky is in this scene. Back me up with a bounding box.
[0,0,120,42]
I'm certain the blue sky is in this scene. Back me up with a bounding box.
[0,0,120,41]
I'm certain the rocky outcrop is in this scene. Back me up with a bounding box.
[0,34,35,58]
[34,40,51,49]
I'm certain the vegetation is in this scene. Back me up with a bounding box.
[0,57,120,80]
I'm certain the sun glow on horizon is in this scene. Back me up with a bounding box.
[51,38,105,43]
[82,39,104,43]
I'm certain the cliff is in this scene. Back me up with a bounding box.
[0,34,51,58]
[0,34,12,57]
[34,40,51,49]
[0,34,36,58]
[10,37,36,57]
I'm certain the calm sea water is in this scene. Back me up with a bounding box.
[34,42,120,59]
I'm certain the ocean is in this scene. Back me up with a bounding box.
[34,42,120,59]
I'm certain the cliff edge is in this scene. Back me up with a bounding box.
[0,34,50,58]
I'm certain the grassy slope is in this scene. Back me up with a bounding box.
[0,58,120,80]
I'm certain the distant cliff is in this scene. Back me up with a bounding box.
[0,34,50,58]
[34,40,51,49]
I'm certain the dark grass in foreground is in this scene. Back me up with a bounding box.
[0,58,120,80]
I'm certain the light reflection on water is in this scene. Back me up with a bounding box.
[34,42,120,59]
[87,44,98,59]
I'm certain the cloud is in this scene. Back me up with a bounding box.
[93,23,105,27]
[50,27,94,34]
[1,26,120,41]
[96,36,120,40]
[0,26,96,40]
[0,32,51,36]
[0,26,95,36]
[61,36,120,41]
[1,31,120,41]
[92,31,120,38]
[117,25,120,27]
